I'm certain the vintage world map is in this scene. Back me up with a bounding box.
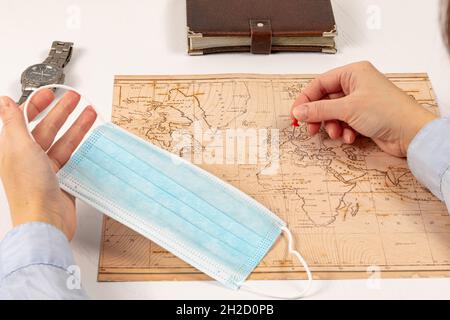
[98,74,450,281]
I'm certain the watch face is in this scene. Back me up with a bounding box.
[23,63,62,85]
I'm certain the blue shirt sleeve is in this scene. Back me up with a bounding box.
[408,117,450,211]
[0,222,88,299]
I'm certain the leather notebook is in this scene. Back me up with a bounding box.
[186,0,337,55]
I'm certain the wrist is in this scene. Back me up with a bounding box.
[402,110,437,157]
[11,210,69,240]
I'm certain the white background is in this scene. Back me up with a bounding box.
[1,0,450,299]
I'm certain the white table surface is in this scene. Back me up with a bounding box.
[1,0,450,300]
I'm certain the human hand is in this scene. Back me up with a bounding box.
[291,61,437,158]
[0,90,97,240]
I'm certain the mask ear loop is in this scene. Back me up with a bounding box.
[240,227,313,299]
[23,84,103,142]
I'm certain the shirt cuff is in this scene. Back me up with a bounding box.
[0,222,76,281]
[407,117,450,200]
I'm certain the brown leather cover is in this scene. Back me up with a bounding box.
[187,0,336,54]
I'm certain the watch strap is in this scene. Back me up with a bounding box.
[17,90,33,105]
[43,41,73,68]
[18,41,73,104]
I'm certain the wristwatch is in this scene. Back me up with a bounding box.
[18,41,74,105]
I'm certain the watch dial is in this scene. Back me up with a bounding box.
[24,64,61,84]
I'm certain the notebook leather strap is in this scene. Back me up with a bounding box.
[250,19,272,54]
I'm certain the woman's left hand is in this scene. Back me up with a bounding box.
[0,90,97,240]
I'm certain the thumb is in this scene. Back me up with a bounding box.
[292,97,350,123]
[0,96,30,138]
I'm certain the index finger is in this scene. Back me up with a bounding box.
[292,64,354,109]
[19,89,55,122]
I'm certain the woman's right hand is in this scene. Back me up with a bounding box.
[291,61,437,158]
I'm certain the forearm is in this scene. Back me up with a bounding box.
[0,222,87,299]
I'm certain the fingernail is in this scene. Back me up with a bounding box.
[293,105,309,121]
[343,129,352,143]
[0,96,12,108]
[68,90,80,98]
[327,127,336,139]
[86,105,97,115]
[0,97,15,124]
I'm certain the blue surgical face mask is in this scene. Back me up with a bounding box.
[24,85,312,299]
